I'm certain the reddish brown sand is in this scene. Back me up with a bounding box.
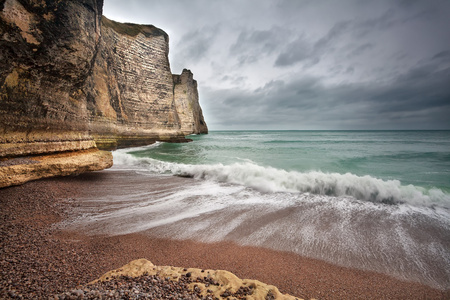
[0,172,449,299]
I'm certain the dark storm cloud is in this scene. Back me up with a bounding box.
[274,36,314,67]
[229,26,288,66]
[369,52,450,115]
[274,21,352,68]
[203,50,450,130]
[104,0,450,130]
[273,1,449,70]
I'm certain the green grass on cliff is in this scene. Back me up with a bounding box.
[102,16,168,41]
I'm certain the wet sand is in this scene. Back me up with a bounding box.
[0,171,449,299]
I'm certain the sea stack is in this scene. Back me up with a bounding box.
[0,0,207,187]
[173,69,208,135]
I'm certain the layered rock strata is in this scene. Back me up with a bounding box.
[88,16,196,150]
[0,0,104,157]
[173,69,208,135]
[0,149,112,188]
[0,0,207,186]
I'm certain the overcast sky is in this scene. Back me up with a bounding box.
[104,0,450,130]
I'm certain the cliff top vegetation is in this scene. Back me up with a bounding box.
[102,16,168,41]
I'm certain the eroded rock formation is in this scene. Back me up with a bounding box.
[93,259,299,300]
[0,149,112,188]
[0,0,207,186]
[173,69,208,135]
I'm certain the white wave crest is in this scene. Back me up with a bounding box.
[112,150,450,208]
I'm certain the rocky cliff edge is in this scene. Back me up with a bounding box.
[0,0,207,187]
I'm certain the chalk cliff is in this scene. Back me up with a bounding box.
[0,0,207,186]
[0,0,103,157]
[173,69,208,135]
[87,16,202,150]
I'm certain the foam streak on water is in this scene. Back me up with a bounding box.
[62,132,450,290]
[113,147,450,209]
[63,171,450,290]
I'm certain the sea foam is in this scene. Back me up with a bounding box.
[66,161,450,290]
[113,147,450,209]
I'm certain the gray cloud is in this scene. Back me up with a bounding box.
[369,54,450,115]
[229,26,289,66]
[104,0,450,130]
[314,21,351,51]
[274,36,314,67]
[176,26,218,62]
[203,50,450,130]
[221,75,248,86]
[347,43,374,58]
[275,21,351,68]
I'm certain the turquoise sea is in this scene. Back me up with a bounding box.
[124,130,450,207]
[66,131,450,289]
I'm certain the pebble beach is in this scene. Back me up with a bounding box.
[1,172,449,299]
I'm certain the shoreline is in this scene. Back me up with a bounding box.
[0,172,448,299]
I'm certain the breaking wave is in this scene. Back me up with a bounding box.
[113,147,450,209]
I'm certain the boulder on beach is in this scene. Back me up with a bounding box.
[91,258,301,300]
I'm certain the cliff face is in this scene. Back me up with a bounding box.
[173,69,208,135]
[0,0,103,157]
[87,17,188,149]
[0,0,207,156]
[0,0,207,186]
